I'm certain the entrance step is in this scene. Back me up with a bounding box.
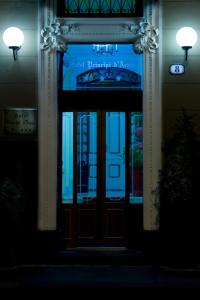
[55,247,147,265]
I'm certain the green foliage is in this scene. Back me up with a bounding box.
[0,178,22,208]
[0,178,26,266]
[156,109,200,267]
[158,109,200,226]
[0,178,25,230]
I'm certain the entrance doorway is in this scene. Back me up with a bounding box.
[59,92,143,248]
[58,44,143,248]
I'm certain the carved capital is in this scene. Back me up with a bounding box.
[41,21,79,52]
[130,21,159,54]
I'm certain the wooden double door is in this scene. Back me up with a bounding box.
[59,93,143,248]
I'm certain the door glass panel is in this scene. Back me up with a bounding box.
[77,112,97,203]
[106,112,125,202]
[62,112,73,203]
[130,112,143,203]
[62,111,143,205]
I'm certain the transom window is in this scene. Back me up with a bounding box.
[57,0,143,17]
[59,44,143,91]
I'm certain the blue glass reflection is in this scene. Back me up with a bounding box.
[63,44,143,90]
[77,112,97,203]
[62,112,73,203]
[106,112,125,201]
[62,111,143,205]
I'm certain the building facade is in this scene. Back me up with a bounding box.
[0,0,200,256]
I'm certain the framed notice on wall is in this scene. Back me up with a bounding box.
[4,108,37,135]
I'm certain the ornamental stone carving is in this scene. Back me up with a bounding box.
[41,21,79,52]
[131,21,159,54]
[41,19,159,53]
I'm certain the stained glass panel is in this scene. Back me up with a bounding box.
[77,112,97,204]
[58,0,143,16]
[130,112,143,204]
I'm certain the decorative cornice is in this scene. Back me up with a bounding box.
[41,21,79,52]
[130,20,159,54]
[40,18,159,53]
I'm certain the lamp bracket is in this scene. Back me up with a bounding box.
[182,46,192,61]
[9,46,21,60]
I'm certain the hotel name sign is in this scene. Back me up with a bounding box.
[4,108,37,135]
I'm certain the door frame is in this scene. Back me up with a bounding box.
[38,0,162,234]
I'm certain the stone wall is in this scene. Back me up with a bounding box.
[0,0,38,135]
[162,0,200,139]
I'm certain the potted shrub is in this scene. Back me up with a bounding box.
[0,177,25,267]
[157,109,200,268]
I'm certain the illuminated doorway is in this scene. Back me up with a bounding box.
[58,44,143,247]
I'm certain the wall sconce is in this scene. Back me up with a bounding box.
[176,27,197,61]
[3,27,24,61]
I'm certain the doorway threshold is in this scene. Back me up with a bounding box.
[75,246,128,252]
[57,247,145,265]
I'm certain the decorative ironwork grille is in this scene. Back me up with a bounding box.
[77,67,141,90]
[58,0,143,17]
